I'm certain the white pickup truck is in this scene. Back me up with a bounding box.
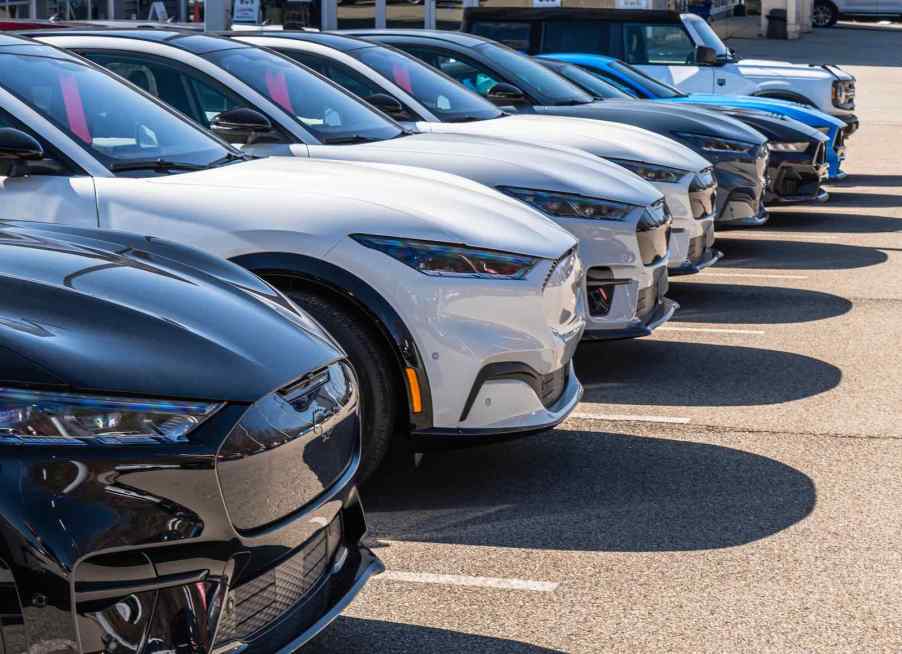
[463,8,858,133]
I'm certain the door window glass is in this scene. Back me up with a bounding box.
[623,23,696,65]
[404,47,503,97]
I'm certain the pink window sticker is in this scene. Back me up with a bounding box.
[59,73,91,144]
[391,64,413,93]
[264,70,294,114]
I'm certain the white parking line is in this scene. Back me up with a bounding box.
[699,272,809,280]
[657,326,766,336]
[567,412,691,425]
[377,571,559,592]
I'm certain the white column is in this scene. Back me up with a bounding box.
[424,0,435,29]
[106,0,114,18]
[29,0,37,18]
[800,0,813,31]
[786,0,799,38]
[320,0,336,30]
[374,0,385,28]
[205,0,228,30]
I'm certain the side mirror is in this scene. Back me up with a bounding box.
[0,128,44,161]
[210,108,273,144]
[486,82,527,105]
[365,93,407,119]
[696,45,719,66]
[0,128,45,178]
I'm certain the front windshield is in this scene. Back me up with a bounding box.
[0,53,231,170]
[552,63,633,100]
[683,15,730,58]
[610,61,686,99]
[353,45,503,122]
[206,47,404,143]
[478,43,595,106]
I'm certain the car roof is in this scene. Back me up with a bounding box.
[340,29,491,48]
[19,28,247,54]
[0,32,86,61]
[461,7,683,22]
[229,30,373,53]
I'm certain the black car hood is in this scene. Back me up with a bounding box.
[681,105,825,143]
[0,222,342,403]
[535,99,768,145]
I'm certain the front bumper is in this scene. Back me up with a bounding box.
[839,113,860,136]
[670,244,723,275]
[766,145,829,204]
[707,147,768,226]
[411,361,583,448]
[0,402,378,654]
[582,296,679,341]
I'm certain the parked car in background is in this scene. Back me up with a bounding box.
[246,32,720,278]
[0,219,381,654]
[538,52,851,181]
[36,28,681,340]
[0,34,585,479]
[461,7,859,131]
[347,29,770,227]
[538,57,831,205]
[812,0,902,27]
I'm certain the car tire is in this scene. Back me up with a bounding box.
[812,1,839,26]
[286,289,400,483]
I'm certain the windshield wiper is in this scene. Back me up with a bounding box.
[208,152,250,167]
[109,159,209,173]
[445,115,489,123]
[321,134,383,145]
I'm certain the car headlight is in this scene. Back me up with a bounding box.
[767,141,810,152]
[351,234,540,280]
[832,80,855,109]
[497,187,634,221]
[0,388,223,445]
[675,133,757,154]
[607,159,689,184]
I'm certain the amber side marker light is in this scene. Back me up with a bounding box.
[405,367,423,414]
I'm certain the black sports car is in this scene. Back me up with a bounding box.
[0,221,381,654]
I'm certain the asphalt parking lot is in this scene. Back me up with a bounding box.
[308,25,902,653]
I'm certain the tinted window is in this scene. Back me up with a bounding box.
[542,22,612,55]
[279,50,394,107]
[85,52,247,128]
[623,23,696,65]
[469,21,532,52]
[476,43,594,105]
[206,47,404,143]
[353,47,502,122]
[0,54,231,170]
[609,60,685,98]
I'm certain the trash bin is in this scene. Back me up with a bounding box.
[767,8,788,38]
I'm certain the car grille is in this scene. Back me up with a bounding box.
[636,200,672,266]
[539,366,568,409]
[814,142,827,167]
[835,127,847,157]
[214,517,343,647]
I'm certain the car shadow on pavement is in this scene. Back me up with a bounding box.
[307,618,564,654]
[832,174,902,188]
[809,192,902,209]
[363,427,815,552]
[575,340,841,406]
[667,282,852,324]
[764,210,902,233]
[714,237,888,270]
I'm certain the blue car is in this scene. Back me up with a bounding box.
[538,53,849,181]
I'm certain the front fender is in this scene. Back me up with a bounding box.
[231,251,434,432]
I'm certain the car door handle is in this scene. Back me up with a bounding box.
[717,78,726,87]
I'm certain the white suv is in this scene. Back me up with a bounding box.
[0,35,586,479]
